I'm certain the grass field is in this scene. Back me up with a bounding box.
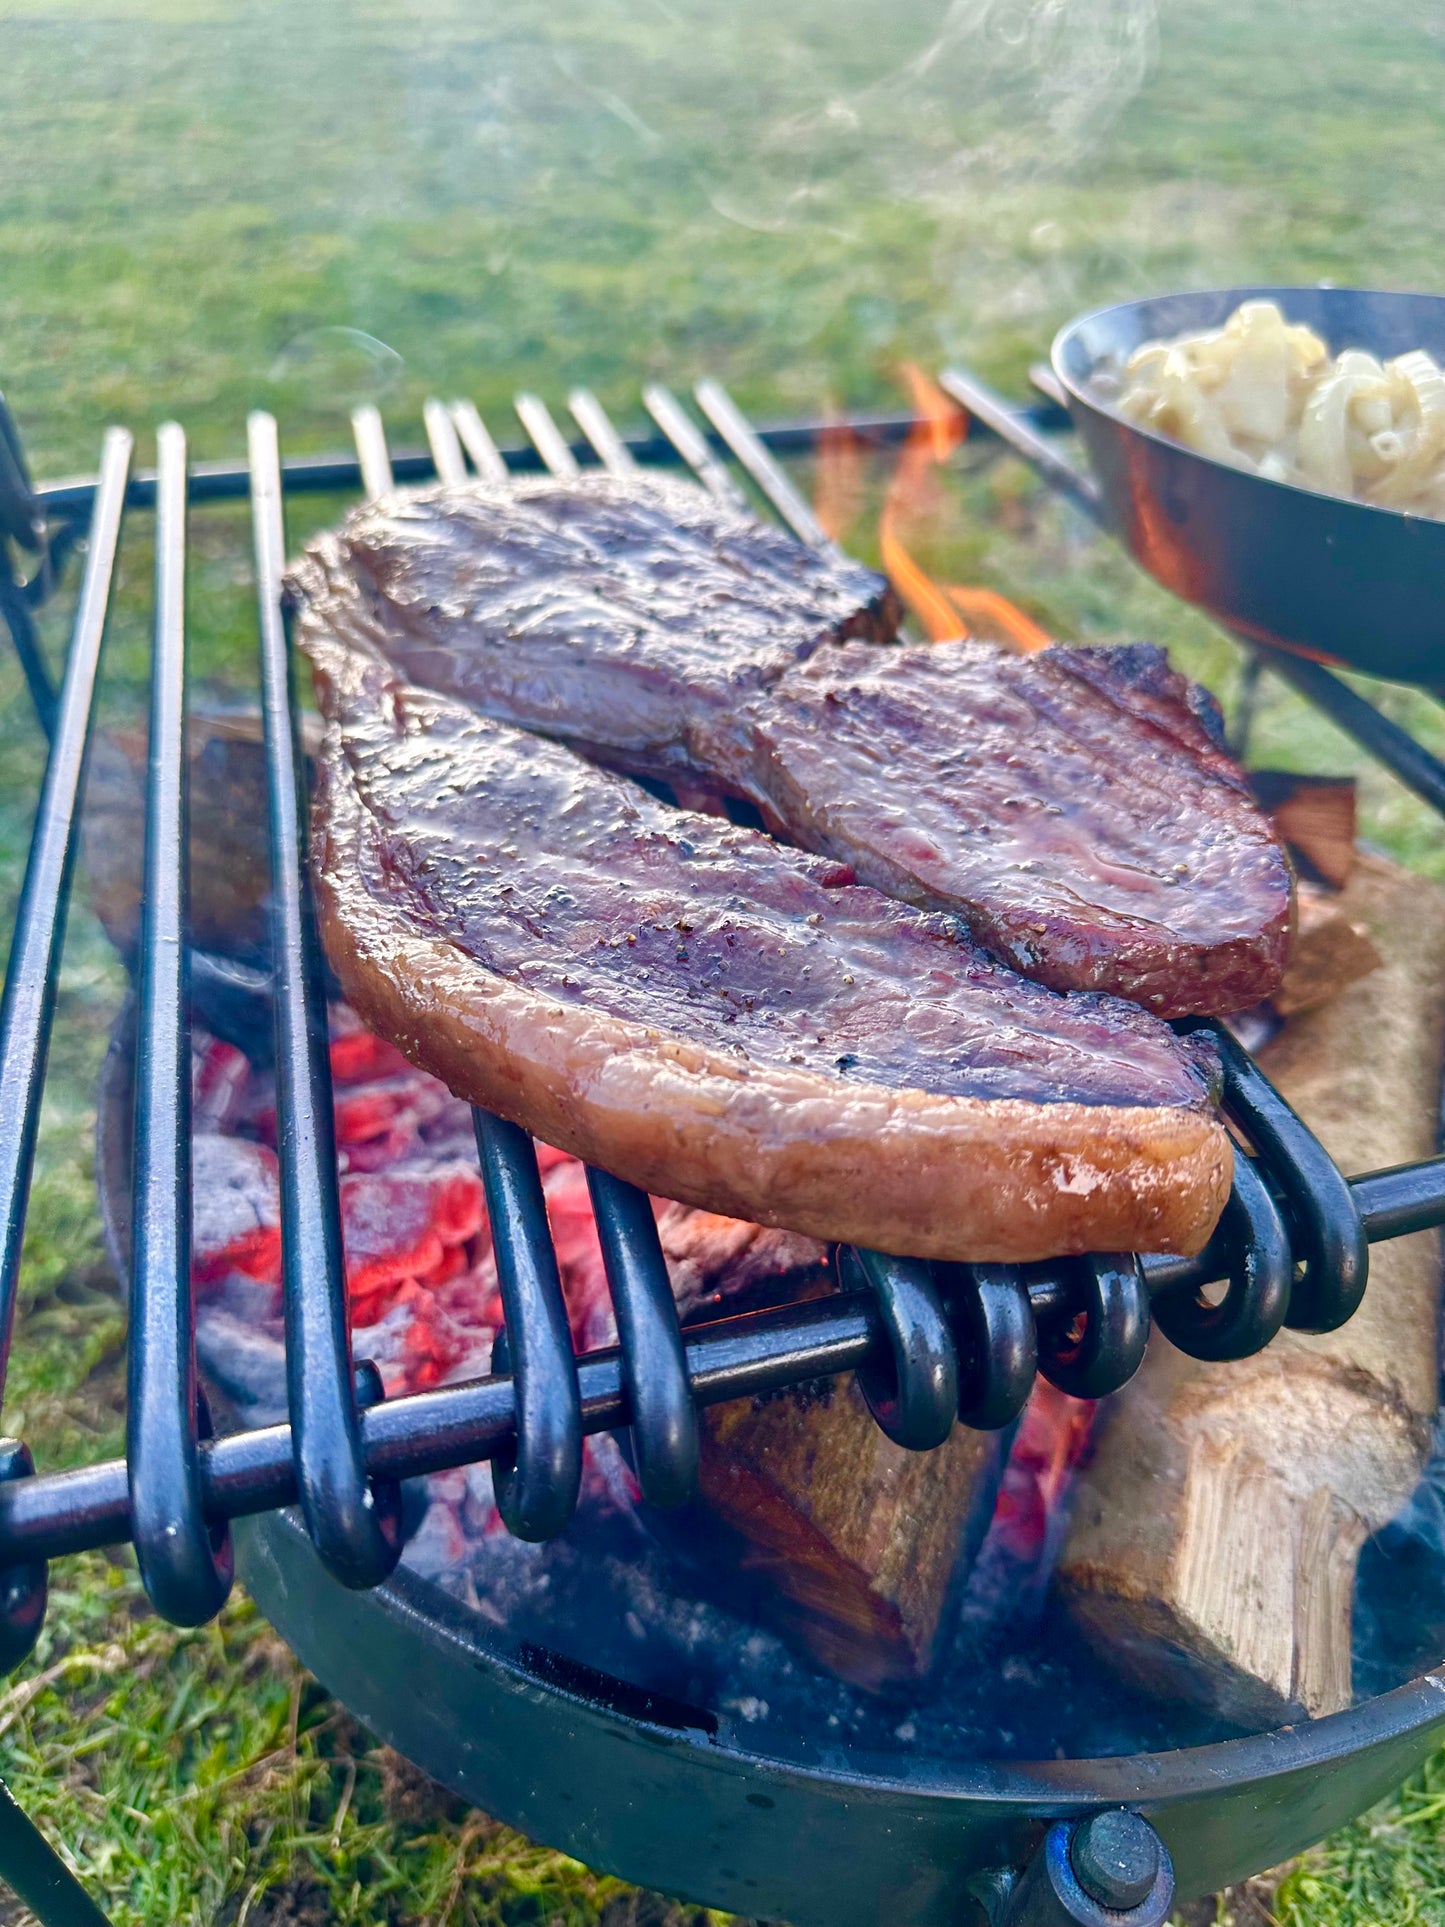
[2,0,1445,1920]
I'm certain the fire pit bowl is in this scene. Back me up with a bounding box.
[235,1505,1445,1927]
[1052,286,1445,686]
[93,1006,1445,1926]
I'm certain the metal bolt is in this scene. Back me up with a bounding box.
[1069,1811,1161,1912]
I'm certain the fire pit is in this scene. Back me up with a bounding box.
[0,373,1444,1927]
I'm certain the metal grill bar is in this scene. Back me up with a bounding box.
[472,1112,582,1540]
[0,375,1440,1621]
[938,366,1102,513]
[249,411,402,1590]
[569,388,638,476]
[694,378,830,546]
[350,403,394,500]
[586,1165,697,1508]
[30,408,929,517]
[449,401,509,483]
[0,428,131,1394]
[126,423,233,1626]
[643,383,748,506]
[0,1135,1436,1573]
[423,398,468,487]
[514,392,580,476]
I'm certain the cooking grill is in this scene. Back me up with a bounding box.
[1,369,1445,1925]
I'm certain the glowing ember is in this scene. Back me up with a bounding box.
[992,1379,1097,1562]
[876,363,1054,655]
[190,1006,1094,1619]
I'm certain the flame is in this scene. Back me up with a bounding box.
[813,407,867,546]
[880,364,1053,655]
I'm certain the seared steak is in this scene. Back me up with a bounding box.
[290,477,1289,1016]
[306,632,1229,1262]
[698,641,1293,1017]
[291,473,898,782]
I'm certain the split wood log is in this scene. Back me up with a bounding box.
[656,1210,1006,1690]
[1249,771,1357,889]
[697,1366,1004,1690]
[1272,881,1382,1019]
[1057,852,1445,1728]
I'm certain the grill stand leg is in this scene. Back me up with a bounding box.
[0,1777,112,1927]
[0,572,57,739]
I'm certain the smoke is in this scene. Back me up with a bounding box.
[554,0,1160,241]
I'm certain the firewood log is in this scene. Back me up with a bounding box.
[697,1365,1005,1690]
[1249,770,1357,889]
[1057,852,1445,1728]
[655,1213,1006,1690]
[1272,881,1382,1019]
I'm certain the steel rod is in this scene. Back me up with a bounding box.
[0,427,130,1400]
[32,410,936,515]
[0,577,58,739]
[422,399,468,487]
[937,365,1102,513]
[249,411,401,1590]
[449,401,510,483]
[350,404,393,499]
[0,1777,111,1927]
[1253,644,1445,822]
[126,423,233,1626]
[514,393,580,476]
[0,1148,1439,1571]
[693,378,830,546]
[642,383,748,506]
[568,389,638,476]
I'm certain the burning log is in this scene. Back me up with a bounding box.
[650,1220,1009,1692]
[1057,851,1445,1727]
[695,1360,1006,1691]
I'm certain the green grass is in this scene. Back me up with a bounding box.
[2,0,1445,1919]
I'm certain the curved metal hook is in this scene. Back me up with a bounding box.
[1152,1146,1293,1362]
[1189,1019,1367,1333]
[943,1263,1038,1431]
[474,1112,583,1540]
[587,1166,698,1508]
[839,1246,959,1450]
[1038,1255,1150,1399]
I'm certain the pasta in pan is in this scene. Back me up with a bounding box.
[1104,299,1445,518]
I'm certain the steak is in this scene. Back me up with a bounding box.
[306,631,1230,1262]
[291,472,899,782]
[697,640,1294,1017]
[290,477,1290,1015]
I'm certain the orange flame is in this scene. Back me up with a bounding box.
[880,364,1053,655]
[813,407,867,547]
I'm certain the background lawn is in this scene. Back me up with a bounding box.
[1,0,1445,1920]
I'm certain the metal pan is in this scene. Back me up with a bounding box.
[1051,286,1445,686]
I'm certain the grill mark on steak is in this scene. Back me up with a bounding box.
[293,472,899,782]
[697,641,1294,1018]
[290,476,1290,1017]
[306,632,1231,1262]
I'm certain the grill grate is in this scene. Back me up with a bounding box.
[0,374,1442,1654]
